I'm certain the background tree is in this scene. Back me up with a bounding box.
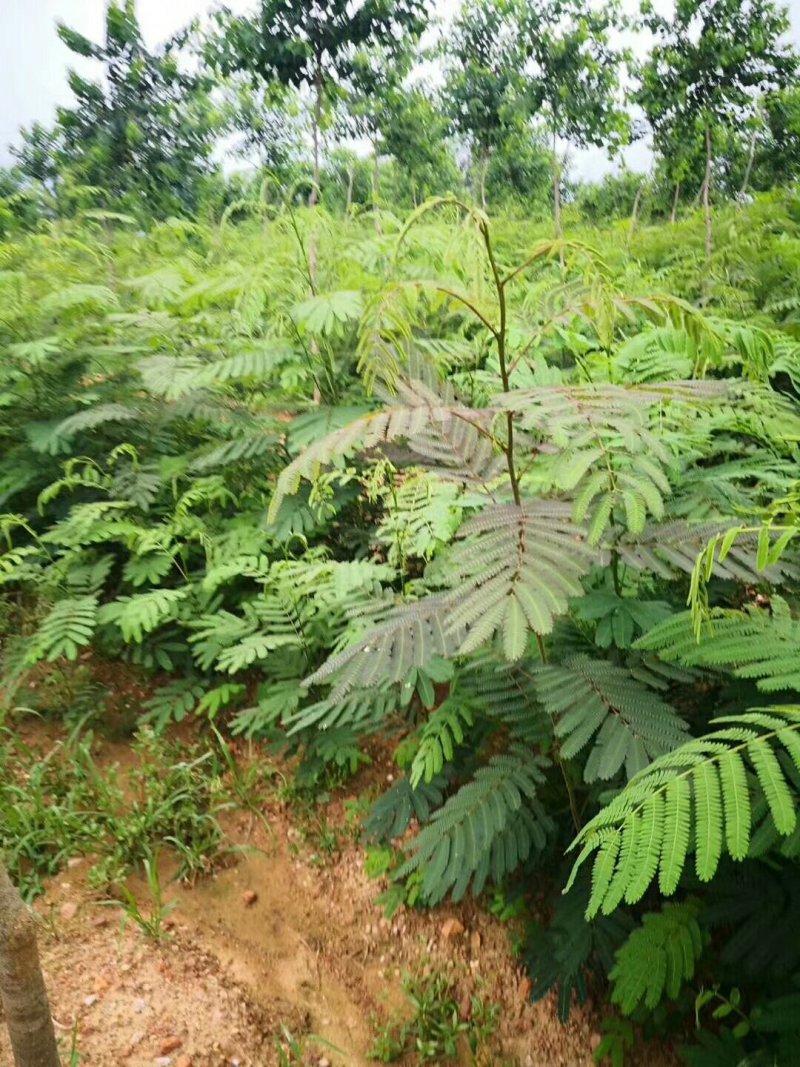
[209,0,429,207]
[514,0,629,240]
[379,86,463,206]
[637,0,797,261]
[575,167,644,223]
[485,126,552,211]
[53,1,220,219]
[10,123,61,194]
[220,76,305,177]
[348,49,460,211]
[346,46,413,215]
[750,86,800,189]
[443,0,527,210]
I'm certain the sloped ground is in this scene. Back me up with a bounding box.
[0,732,676,1066]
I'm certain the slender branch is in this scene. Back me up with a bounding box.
[554,739,581,834]
[480,220,521,507]
[434,285,498,335]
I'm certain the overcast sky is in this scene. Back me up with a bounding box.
[3,0,800,181]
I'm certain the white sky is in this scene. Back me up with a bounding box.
[2,0,800,181]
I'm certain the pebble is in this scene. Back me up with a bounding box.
[154,1058,172,1067]
[60,902,79,921]
[83,994,98,1008]
[134,998,147,1014]
[175,1057,193,1067]
[160,1037,182,1055]
[440,918,465,940]
[241,890,258,907]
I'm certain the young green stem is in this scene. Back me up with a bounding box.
[480,221,521,507]
[553,740,581,834]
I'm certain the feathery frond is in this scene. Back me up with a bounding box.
[566,708,800,917]
[535,655,689,781]
[636,597,800,693]
[396,746,552,903]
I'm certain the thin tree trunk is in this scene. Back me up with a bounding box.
[703,123,713,263]
[552,128,563,241]
[371,145,382,234]
[309,60,322,210]
[0,863,61,1067]
[670,180,681,224]
[345,165,354,213]
[628,179,646,244]
[479,145,488,212]
[552,126,565,269]
[308,59,322,404]
[738,121,758,200]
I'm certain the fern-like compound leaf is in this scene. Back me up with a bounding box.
[396,747,552,903]
[444,502,596,654]
[694,762,723,881]
[659,776,691,895]
[618,521,795,585]
[566,707,800,917]
[636,597,800,693]
[410,699,474,787]
[534,655,689,781]
[747,738,795,835]
[610,902,704,1015]
[27,595,99,663]
[717,749,751,861]
[269,389,498,519]
[305,595,465,700]
[98,588,186,643]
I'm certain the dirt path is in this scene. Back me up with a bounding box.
[0,735,665,1067]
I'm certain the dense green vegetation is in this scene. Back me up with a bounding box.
[4,1,800,1065]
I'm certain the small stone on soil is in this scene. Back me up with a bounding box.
[440,918,465,940]
[160,1037,183,1055]
[241,890,258,907]
[60,901,79,920]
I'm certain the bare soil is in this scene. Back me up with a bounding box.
[0,732,676,1067]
